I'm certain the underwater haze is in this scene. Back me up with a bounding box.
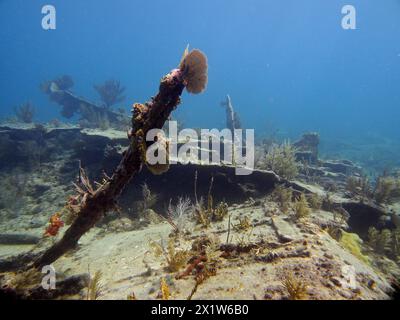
[2,0,400,302]
[1,0,400,141]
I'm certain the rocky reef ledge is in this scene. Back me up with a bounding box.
[0,124,399,300]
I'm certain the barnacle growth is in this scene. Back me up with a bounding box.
[179,48,208,94]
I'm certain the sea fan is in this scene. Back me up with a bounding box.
[179,49,208,94]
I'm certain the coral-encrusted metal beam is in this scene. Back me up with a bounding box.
[33,66,192,268]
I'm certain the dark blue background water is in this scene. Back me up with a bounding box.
[1,0,400,143]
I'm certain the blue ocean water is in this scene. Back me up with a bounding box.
[2,1,400,302]
[1,0,399,143]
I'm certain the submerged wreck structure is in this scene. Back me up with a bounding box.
[220,95,241,131]
[41,75,129,130]
[34,48,208,269]
[0,48,209,297]
[0,51,399,301]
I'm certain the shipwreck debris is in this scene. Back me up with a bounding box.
[42,76,129,129]
[32,48,208,269]
[220,95,241,131]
